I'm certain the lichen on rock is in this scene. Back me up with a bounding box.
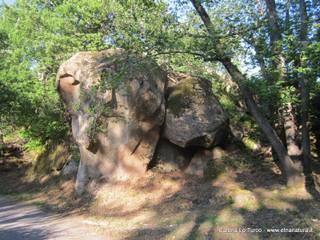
[163,74,229,149]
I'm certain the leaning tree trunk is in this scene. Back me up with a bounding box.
[222,59,301,185]
[299,0,311,173]
[190,0,302,185]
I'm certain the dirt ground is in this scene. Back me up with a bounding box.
[1,145,320,240]
[0,195,109,240]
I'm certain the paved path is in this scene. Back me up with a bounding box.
[0,196,107,240]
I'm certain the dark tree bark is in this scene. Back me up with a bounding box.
[299,0,311,173]
[311,94,320,157]
[190,0,302,185]
[265,0,282,43]
[0,132,4,156]
[0,125,4,157]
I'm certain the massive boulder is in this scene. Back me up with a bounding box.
[56,49,166,194]
[163,74,229,148]
[56,49,230,194]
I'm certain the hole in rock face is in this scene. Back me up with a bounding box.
[72,80,80,85]
[58,74,80,105]
[60,73,73,79]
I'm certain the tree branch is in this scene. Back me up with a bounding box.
[151,50,218,62]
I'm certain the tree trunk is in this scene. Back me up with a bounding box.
[265,0,282,43]
[284,0,291,33]
[250,40,286,165]
[299,0,311,173]
[265,0,301,160]
[0,133,4,157]
[0,133,4,146]
[190,0,302,185]
[282,103,301,158]
[0,116,4,157]
[221,59,301,185]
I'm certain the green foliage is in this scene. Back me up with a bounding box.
[0,0,172,146]
[24,139,44,153]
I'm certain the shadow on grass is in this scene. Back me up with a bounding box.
[0,156,93,216]
[1,146,320,240]
[0,227,49,240]
[92,150,320,240]
[118,174,319,240]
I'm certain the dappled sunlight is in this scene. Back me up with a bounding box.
[212,207,253,240]
[80,161,320,239]
[212,171,260,211]
[164,220,196,240]
[252,188,296,211]
[211,169,310,211]
[279,186,312,200]
[216,207,245,226]
[2,135,320,239]
[233,189,260,211]
[91,173,183,219]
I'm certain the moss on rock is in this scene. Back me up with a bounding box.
[166,76,199,116]
[32,141,72,175]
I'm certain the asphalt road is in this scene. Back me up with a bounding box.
[0,196,106,240]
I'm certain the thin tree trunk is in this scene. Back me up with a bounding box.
[0,133,4,146]
[284,0,291,33]
[265,0,282,42]
[282,103,300,158]
[0,116,4,157]
[265,0,301,159]
[190,0,302,185]
[0,133,4,157]
[253,43,268,84]
[299,0,311,173]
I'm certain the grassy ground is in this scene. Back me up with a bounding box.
[1,144,320,240]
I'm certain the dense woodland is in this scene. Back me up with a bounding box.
[0,0,320,238]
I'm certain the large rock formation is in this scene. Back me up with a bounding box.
[57,49,166,194]
[163,74,229,148]
[57,49,229,194]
